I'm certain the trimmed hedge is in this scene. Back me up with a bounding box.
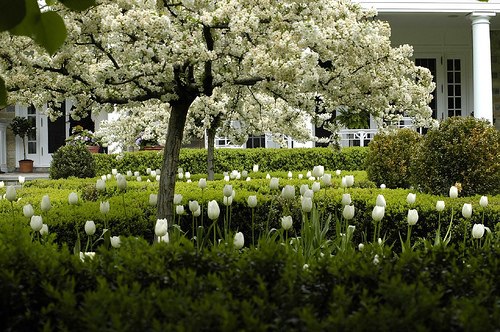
[1,223,500,330]
[93,147,369,176]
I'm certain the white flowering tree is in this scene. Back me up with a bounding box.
[0,0,435,225]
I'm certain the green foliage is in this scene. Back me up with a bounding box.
[50,145,96,179]
[94,147,369,176]
[410,116,500,196]
[365,129,423,189]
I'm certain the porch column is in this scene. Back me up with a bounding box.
[469,12,496,124]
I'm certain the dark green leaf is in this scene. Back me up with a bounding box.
[8,0,40,38]
[59,0,96,11]
[0,0,26,32]
[34,11,67,55]
[0,77,7,107]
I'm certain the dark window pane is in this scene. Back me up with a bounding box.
[447,59,453,70]
[456,98,461,109]
[455,59,461,71]
[455,85,461,96]
[448,110,455,117]
[448,85,454,96]
[447,72,454,83]
[28,142,36,154]
[456,109,462,116]
[448,98,454,108]
[455,72,461,83]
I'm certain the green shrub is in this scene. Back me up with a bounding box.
[365,129,423,189]
[50,145,96,179]
[410,116,500,196]
[94,147,369,176]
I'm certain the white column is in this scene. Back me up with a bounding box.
[469,12,496,123]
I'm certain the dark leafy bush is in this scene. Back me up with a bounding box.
[365,129,423,189]
[50,145,96,179]
[410,116,500,196]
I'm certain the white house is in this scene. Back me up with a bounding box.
[2,0,500,171]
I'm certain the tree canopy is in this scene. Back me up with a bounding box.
[0,0,435,223]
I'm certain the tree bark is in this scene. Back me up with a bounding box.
[157,100,191,227]
[207,126,216,181]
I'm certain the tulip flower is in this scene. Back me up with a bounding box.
[234,232,244,249]
[137,176,142,182]
[30,215,43,232]
[223,184,233,197]
[40,224,48,236]
[288,171,293,179]
[207,200,220,220]
[281,185,295,200]
[376,194,386,208]
[151,170,157,178]
[96,179,106,191]
[380,184,386,189]
[100,201,110,215]
[358,243,364,251]
[173,194,183,205]
[85,220,96,236]
[117,174,127,189]
[479,196,488,208]
[336,170,341,176]
[462,203,472,218]
[281,215,293,230]
[110,236,121,248]
[436,201,445,212]
[252,164,259,173]
[407,193,416,205]
[23,204,34,218]
[298,174,303,179]
[223,195,233,206]
[472,224,485,239]
[101,175,107,181]
[178,172,184,180]
[449,186,458,198]
[107,174,112,180]
[6,186,16,202]
[159,233,170,243]
[345,175,354,187]
[18,176,25,184]
[300,184,309,196]
[189,200,200,213]
[198,178,207,189]
[312,165,324,178]
[373,254,380,265]
[149,194,158,206]
[322,173,332,187]
[176,205,185,215]
[407,209,419,226]
[155,219,168,237]
[342,193,351,206]
[247,195,257,208]
[301,196,313,213]
[134,171,140,177]
[340,177,347,188]
[306,171,312,178]
[193,207,201,217]
[242,170,248,178]
[265,173,271,179]
[372,206,385,222]
[68,192,78,205]
[223,175,230,181]
[270,177,279,190]
[112,169,118,176]
[41,195,52,212]
[146,168,151,175]
[343,205,355,220]
[156,175,161,182]
[126,170,133,177]
[185,172,191,179]
[0,181,4,188]
[312,182,321,193]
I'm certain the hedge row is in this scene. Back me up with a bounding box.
[93,147,368,176]
[1,222,500,330]
[4,175,500,251]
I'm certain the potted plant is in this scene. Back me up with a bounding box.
[9,116,36,173]
[65,125,101,153]
[136,131,164,151]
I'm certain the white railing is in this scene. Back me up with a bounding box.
[339,129,378,147]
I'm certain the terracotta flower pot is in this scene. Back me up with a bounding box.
[140,145,164,151]
[86,145,100,153]
[19,160,34,173]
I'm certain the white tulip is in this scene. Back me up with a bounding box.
[41,195,52,212]
[345,175,354,187]
[479,196,488,208]
[126,170,133,177]
[107,174,112,180]
[151,170,157,178]
[0,181,3,188]
[300,184,309,196]
[185,172,191,179]
[462,203,472,218]
[224,175,230,182]
[234,232,244,249]
[303,189,314,199]
[358,243,364,251]
[407,193,416,205]
[376,194,386,207]
[298,174,303,179]
[270,177,279,190]
[472,224,485,239]
[117,174,127,189]
[198,178,207,189]
[281,215,293,230]
[136,176,142,182]
[247,195,257,208]
[100,201,110,215]
[336,170,342,176]
[223,196,233,206]
[343,205,355,220]
[149,194,158,206]
[112,168,118,176]
[312,182,321,193]
[189,200,200,213]
[253,164,259,172]
[436,201,445,212]
[449,186,458,199]
[30,215,43,232]
[110,236,121,248]
[242,170,248,178]
[96,179,106,191]
[380,184,386,190]
[207,200,220,220]
[23,204,34,218]
[266,173,271,179]
[306,171,312,178]
[322,173,332,187]
[223,184,233,197]
[372,206,385,222]
[178,172,184,179]
[6,186,16,202]
[101,175,107,181]
[193,207,201,217]
[85,220,96,236]
[155,219,168,237]
[173,194,183,205]
[342,193,351,206]
[18,176,25,184]
[134,171,140,177]
[288,171,293,179]
[176,205,185,215]
[68,192,78,205]
[301,196,313,213]
[146,168,151,175]
[312,165,324,178]
[281,185,295,200]
[40,224,48,236]
[407,209,419,226]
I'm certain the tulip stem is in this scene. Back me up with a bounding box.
[251,208,255,247]
[406,225,412,252]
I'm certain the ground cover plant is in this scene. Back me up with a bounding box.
[1,165,500,330]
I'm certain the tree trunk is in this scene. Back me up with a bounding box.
[157,100,191,227]
[207,126,216,181]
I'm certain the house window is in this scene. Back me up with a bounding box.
[447,59,462,117]
[27,105,37,154]
[246,134,265,148]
